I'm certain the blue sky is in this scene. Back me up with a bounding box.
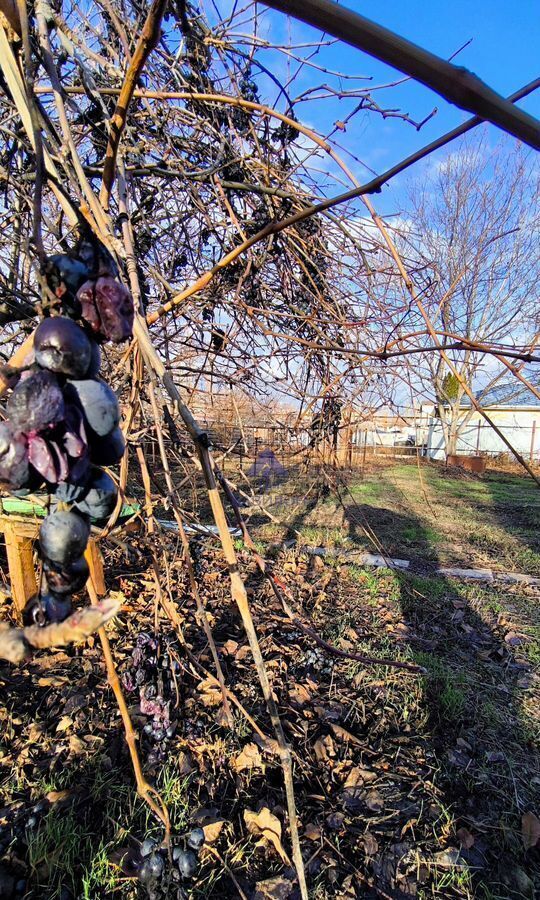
[250,0,540,214]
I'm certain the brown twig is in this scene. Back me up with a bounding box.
[261,0,540,149]
[86,577,171,836]
[99,0,169,209]
[0,596,121,663]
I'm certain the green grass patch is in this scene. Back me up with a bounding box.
[415,652,469,725]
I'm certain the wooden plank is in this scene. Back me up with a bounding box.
[3,522,37,619]
[85,541,106,596]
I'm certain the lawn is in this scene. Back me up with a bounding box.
[249,461,540,575]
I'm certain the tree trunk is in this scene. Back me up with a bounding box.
[446,425,459,457]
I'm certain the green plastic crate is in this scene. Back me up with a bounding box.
[0,496,140,520]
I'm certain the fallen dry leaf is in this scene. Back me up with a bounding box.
[345,766,377,787]
[56,715,73,733]
[244,807,291,865]
[197,678,223,707]
[303,822,321,841]
[365,789,384,813]
[363,831,379,855]
[314,734,335,761]
[233,742,265,773]
[37,676,69,687]
[202,819,227,843]
[253,876,293,899]
[289,683,311,706]
[68,735,86,755]
[522,811,540,850]
[326,811,345,830]
[46,789,74,804]
[330,723,362,745]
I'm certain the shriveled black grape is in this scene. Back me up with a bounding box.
[147,854,164,879]
[28,434,68,483]
[138,861,155,885]
[44,556,89,595]
[43,593,72,623]
[64,379,119,438]
[62,404,89,463]
[88,426,125,465]
[77,276,134,343]
[34,317,92,378]
[140,839,156,859]
[74,467,117,520]
[53,480,87,503]
[45,254,89,300]
[186,828,205,852]
[86,340,101,378]
[39,510,90,565]
[176,849,197,879]
[23,593,72,626]
[0,423,29,488]
[76,236,119,278]
[7,370,64,433]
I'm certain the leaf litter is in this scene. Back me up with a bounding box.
[0,538,538,897]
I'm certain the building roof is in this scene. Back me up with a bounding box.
[461,381,540,408]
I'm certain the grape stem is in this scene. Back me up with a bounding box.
[86,575,171,839]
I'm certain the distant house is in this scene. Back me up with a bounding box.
[425,382,540,461]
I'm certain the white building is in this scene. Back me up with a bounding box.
[425,383,540,461]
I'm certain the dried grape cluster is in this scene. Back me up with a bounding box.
[135,828,205,898]
[0,241,134,626]
[122,632,180,768]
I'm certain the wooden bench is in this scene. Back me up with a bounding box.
[0,512,106,621]
[0,497,140,619]
[0,497,132,619]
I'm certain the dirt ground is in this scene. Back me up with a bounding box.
[0,461,538,899]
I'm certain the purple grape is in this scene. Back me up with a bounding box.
[187,828,205,852]
[86,340,101,378]
[76,237,119,278]
[45,254,89,300]
[39,510,90,565]
[77,276,134,343]
[44,556,89,595]
[22,593,72,626]
[34,317,92,377]
[7,370,64,433]
[89,426,125,465]
[64,379,119,438]
[176,849,197,879]
[74,467,117,520]
[0,423,29,488]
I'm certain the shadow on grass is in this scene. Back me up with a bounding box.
[340,500,539,899]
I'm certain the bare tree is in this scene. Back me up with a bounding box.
[402,136,540,455]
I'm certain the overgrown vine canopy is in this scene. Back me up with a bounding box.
[0,0,539,895]
[1,0,536,427]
